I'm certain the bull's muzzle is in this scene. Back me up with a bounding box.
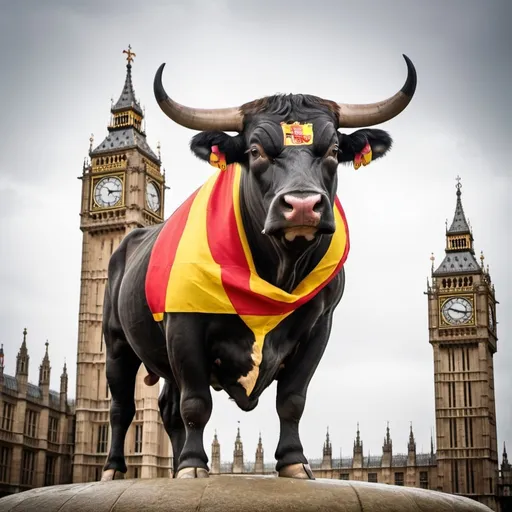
[264,191,335,241]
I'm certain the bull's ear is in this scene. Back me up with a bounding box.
[337,129,393,165]
[190,131,247,164]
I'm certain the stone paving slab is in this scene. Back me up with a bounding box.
[0,475,493,512]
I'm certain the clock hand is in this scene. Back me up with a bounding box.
[448,307,466,314]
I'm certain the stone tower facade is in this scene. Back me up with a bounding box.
[232,427,244,474]
[72,47,171,482]
[426,178,499,510]
[254,433,264,474]
[210,431,221,475]
[321,428,332,470]
[0,330,74,496]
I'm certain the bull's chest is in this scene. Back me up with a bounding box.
[206,299,322,385]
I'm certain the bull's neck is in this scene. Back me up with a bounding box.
[239,172,328,293]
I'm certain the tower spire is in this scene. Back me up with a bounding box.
[90,46,159,163]
[112,45,143,118]
[39,340,51,386]
[16,328,29,376]
[354,422,363,454]
[503,443,510,470]
[433,177,480,276]
[408,422,416,452]
[383,421,392,452]
[0,343,4,382]
[255,431,264,474]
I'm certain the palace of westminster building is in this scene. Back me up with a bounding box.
[0,49,510,511]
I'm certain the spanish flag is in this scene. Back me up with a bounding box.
[145,163,350,394]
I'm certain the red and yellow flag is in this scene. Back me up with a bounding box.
[145,163,350,394]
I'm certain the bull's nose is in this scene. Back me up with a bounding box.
[282,194,323,226]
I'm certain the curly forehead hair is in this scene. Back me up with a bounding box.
[240,94,339,121]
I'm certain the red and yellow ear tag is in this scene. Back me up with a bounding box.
[209,145,227,170]
[353,142,372,170]
[281,122,314,146]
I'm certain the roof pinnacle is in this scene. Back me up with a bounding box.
[447,175,470,234]
[123,44,136,64]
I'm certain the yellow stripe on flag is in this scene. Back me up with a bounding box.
[164,171,236,314]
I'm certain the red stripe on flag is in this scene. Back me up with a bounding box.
[145,188,200,316]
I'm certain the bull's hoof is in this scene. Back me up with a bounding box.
[100,469,125,481]
[278,463,315,480]
[176,467,209,479]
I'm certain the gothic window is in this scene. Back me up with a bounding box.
[44,455,56,486]
[134,424,143,453]
[419,471,428,489]
[20,450,36,486]
[368,473,378,483]
[1,402,14,431]
[24,410,38,438]
[48,416,58,443]
[96,424,109,453]
[0,446,11,483]
[449,418,458,448]
[394,472,404,486]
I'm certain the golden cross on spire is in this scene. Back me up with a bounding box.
[123,44,136,64]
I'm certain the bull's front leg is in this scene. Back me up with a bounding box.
[165,314,212,479]
[275,313,334,480]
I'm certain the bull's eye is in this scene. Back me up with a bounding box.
[250,147,260,158]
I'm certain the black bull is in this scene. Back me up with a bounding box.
[100,55,417,481]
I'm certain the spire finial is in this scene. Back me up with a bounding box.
[430,252,435,271]
[480,250,485,268]
[22,328,27,347]
[89,133,94,153]
[455,175,462,195]
[45,340,49,352]
[123,44,136,64]
[157,141,161,161]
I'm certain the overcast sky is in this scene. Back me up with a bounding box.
[0,0,510,467]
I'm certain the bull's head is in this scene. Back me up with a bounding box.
[154,55,416,255]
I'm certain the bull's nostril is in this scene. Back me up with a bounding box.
[280,196,293,212]
[313,196,324,213]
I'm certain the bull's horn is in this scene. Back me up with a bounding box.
[336,54,417,128]
[154,63,244,132]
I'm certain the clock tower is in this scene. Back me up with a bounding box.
[73,47,172,482]
[426,178,499,510]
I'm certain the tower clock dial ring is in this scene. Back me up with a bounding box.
[146,181,161,212]
[94,176,123,208]
[441,296,473,325]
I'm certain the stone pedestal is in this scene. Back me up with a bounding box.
[0,475,493,512]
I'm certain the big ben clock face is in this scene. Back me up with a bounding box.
[94,176,123,208]
[441,297,474,325]
[146,181,161,212]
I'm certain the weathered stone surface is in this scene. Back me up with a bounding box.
[0,475,493,512]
